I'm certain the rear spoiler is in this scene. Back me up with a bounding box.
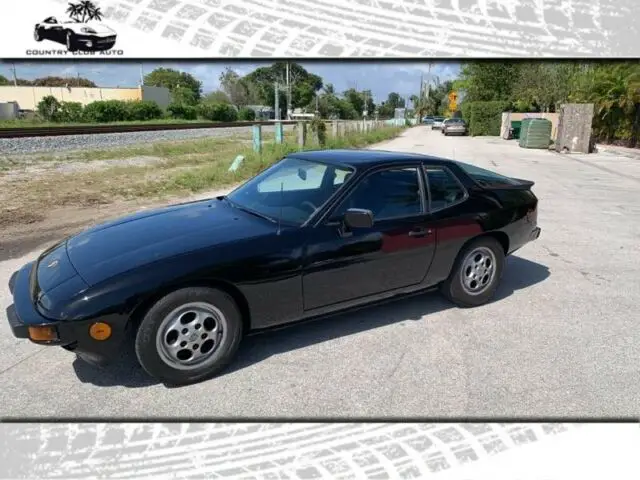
[485,177,535,190]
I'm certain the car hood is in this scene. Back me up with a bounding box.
[65,22,114,34]
[64,198,277,286]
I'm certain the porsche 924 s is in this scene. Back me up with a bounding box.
[7,150,541,385]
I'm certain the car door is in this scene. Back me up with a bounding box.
[302,163,437,311]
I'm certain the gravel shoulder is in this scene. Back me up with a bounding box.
[0,124,292,155]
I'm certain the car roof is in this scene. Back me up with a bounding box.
[289,149,456,169]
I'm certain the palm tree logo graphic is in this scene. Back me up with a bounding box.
[66,1,104,23]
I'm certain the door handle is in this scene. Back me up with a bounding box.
[408,228,433,238]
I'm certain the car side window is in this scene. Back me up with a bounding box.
[425,167,467,211]
[331,167,424,221]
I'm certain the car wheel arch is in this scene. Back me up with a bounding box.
[127,280,252,336]
[457,231,510,259]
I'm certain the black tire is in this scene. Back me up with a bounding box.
[34,27,43,42]
[135,287,244,385]
[440,236,505,308]
[66,31,78,51]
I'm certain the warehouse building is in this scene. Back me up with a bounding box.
[0,85,170,119]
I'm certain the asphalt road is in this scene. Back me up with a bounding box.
[1,126,639,418]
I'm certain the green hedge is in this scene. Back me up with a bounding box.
[460,103,471,123]
[57,101,84,122]
[167,102,198,120]
[83,100,164,123]
[197,102,238,122]
[468,101,511,136]
[237,107,256,121]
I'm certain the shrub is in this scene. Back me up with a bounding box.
[125,100,163,121]
[468,101,511,136]
[238,107,256,121]
[83,100,130,123]
[309,118,327,145]
[37,95,61,121]
[460,102,472,123]
[168,102,198,120]
[197,102,238,122]
[57,101,84,122]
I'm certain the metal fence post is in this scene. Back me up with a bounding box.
[252,124,262,153]
[297,121,306,147]
[275,122,284,144]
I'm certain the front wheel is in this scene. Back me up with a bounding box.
[66,31,78,51]
[440,237,505,308]
[135,287,244,385]
[34,27,43,42]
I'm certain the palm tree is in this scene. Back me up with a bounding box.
[67,1,103,22]
[65,2,83,21]
[571,62,640,145]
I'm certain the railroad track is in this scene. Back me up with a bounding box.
[0,121,299,139]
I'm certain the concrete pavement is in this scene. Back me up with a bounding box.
[1,126,639,418]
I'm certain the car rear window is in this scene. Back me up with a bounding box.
[455,161,520,186]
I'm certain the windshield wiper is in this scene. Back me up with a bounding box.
[222,197,278,224]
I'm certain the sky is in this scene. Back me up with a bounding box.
[0,61,460,103]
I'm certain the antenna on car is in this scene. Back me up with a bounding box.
[277,181,283,235]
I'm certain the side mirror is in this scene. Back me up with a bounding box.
[344,208,374,229]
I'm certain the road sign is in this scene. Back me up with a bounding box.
[449,100,457,111]
[448,91,457,102]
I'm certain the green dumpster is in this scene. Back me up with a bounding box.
[519,119,552,149]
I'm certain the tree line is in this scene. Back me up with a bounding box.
[2,63,409,123]
[450,61,640,147]
[0,75,98,88]
[142,63,407,121]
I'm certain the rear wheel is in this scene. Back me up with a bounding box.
[34,27,43,41]
[135,287,244,385]
[440,237,505,307]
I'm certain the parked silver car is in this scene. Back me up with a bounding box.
[431,116,446,130]
[442,118,468,136]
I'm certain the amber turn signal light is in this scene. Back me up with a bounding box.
[89,322,112,341]
[28,326,58,342]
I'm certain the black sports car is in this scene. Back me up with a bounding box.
[7,150,540,385]
[34,16,117,52]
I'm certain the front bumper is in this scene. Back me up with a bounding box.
[76,34,116,49]
[6,263,128,365]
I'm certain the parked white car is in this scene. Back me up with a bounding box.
[431,116,446,130]
[34,16,116,51]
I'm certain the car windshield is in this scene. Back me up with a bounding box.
[225,157,354,226]
[434,117,445,121]
[455,161,519,186]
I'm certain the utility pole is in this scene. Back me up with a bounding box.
[274,81,280,120]
[139,64,144,86]
[10,63,17,86]
[285,61,291,119]
[363,90,368,117]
